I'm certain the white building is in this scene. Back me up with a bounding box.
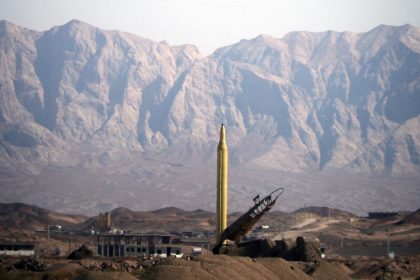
[0,243,35,256]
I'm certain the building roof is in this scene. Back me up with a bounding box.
[98,233,174,237]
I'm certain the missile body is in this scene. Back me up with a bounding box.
[216,124,228,242]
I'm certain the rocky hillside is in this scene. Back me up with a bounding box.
[0,20,419,215]
[0,202,85,230]
[0,19,202,174]
[0,20,419,174]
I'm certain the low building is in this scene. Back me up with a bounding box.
[96,234,182,258]
[191,247,202,255]
[0,242,35,256]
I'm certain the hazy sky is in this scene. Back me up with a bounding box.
[0,0,419,55]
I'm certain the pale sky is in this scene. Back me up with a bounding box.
[0,0,419,55]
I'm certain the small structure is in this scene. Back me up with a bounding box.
[96,234,182,258]
[97,212,112,230]
[0,242,35,256]
[191,247,202,255]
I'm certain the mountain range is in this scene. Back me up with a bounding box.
[0,20,419,215]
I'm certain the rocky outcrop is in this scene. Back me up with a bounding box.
[14,257,47,271]
[68,244,93,260]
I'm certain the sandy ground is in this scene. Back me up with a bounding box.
[273,218,338,240]
[1,161,419,216]
[149,255,312,280]
[1,253,420,279]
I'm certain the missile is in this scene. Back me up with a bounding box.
[216,124,228,243]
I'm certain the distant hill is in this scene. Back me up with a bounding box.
[397,209,420,225]
[0,202,85,230]
[151,207,189,216]
[293,206,358,219]
[80,205,215,232]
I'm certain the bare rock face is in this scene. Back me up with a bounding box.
[0,20,203,171]
[0,20,418,174]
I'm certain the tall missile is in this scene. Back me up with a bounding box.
[216,124,228,242]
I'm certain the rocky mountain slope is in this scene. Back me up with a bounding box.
[0,20,419,214]
[1,20,419,173]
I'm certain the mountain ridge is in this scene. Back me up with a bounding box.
[0,20,419,215]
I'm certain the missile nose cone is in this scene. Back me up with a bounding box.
[219,124,226,143]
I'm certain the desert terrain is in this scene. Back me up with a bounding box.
[0,202,419,279]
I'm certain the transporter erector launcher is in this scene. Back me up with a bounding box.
[216,124,228,243]
[213,125,285,255]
